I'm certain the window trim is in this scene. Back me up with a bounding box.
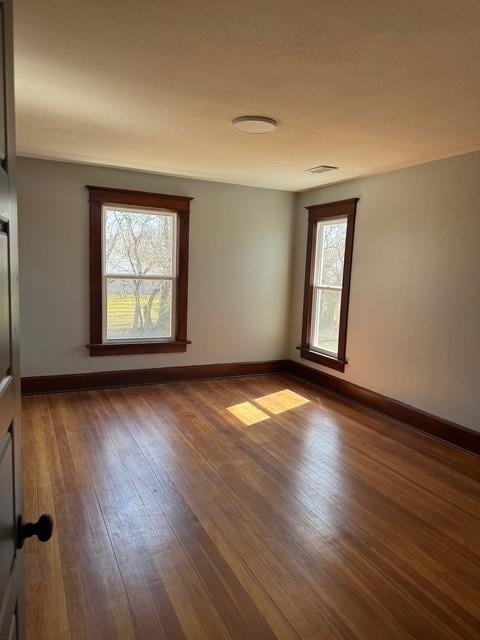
[87,186,193,356]
[299,198,358,372]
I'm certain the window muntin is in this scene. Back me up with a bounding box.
[310,217,347,357]
[102,205,178,342]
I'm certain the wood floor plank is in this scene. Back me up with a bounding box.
[22,375,480,639]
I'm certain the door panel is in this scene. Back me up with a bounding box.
[0,232,10,377]
[7,616,15,640]
[0,5,5,163]
[0,377,12,442]
[0,431,14,610]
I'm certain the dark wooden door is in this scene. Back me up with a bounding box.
[0,2,52,638]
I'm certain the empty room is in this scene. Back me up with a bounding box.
[1,0,479,638]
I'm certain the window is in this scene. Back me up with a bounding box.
[87,186,192,356]
[300,198,358,371]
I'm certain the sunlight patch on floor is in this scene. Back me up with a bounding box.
[227,389,310,425]
[254,389,310,415]
[227,402,270,426]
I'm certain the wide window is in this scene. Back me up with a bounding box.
[300,198,358,371]
[87,186,192,356]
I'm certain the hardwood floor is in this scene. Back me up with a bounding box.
[22,374,480,639]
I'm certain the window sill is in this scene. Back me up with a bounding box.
[297,346,346,372]
[87,340,191,357]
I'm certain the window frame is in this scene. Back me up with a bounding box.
[299,198,358,372]
[87,186,192,356]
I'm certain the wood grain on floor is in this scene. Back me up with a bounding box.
[22,374,480,639]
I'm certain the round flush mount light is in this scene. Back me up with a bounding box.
[232,116,278,134]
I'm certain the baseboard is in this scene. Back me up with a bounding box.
[21,359,290,395]
[21,357,479,455]
[289,360,479,455]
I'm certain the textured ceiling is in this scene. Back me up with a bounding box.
[14,0,480,191]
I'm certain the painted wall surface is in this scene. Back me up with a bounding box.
[290,152,480,430]
[17,152,480,431]
[17,158,294,376]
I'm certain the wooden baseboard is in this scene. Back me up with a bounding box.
[289,360,479,455]
[21,357,479,455]
[21,360,290,395]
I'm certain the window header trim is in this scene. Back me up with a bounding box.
[306,198,359,221]
[87,185,193,212]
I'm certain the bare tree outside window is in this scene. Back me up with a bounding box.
[103,207,176,340]
[311,218,347,355]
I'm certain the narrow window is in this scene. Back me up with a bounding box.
[87,186,192,356]
[300,198,358,371]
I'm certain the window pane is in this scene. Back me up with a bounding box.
[106,278,172,340]
[312,288,341,355]
[105,208,175,277]
[315,219,347,287]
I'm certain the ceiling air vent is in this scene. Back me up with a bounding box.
[305,165,338,174]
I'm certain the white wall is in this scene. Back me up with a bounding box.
[290,151,480,431]
[17,158,294,376]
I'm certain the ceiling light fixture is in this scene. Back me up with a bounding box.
[232,116,278,134]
